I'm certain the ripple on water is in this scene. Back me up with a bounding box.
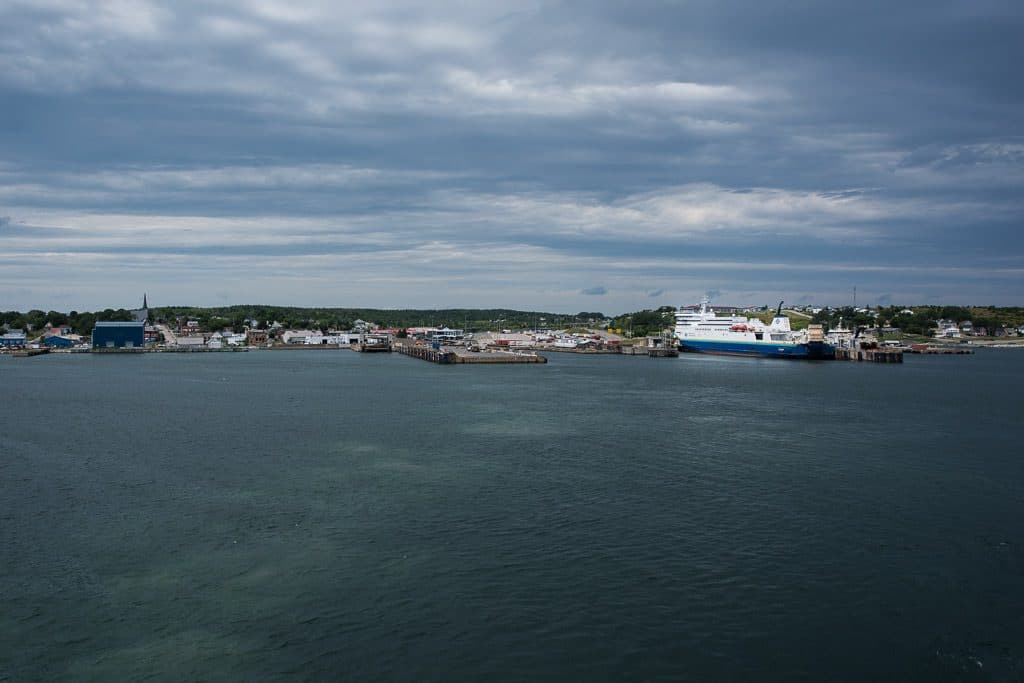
[1,351,1022,681]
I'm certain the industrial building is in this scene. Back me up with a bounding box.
[43,336,75,348]
[92,321,145,349]
[1,330,27,347]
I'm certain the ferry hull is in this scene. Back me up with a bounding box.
[678,339,835,359]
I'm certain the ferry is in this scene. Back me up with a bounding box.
[674,299,834,359]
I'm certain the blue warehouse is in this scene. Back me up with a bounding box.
[44,336,75,348]
[92,321,145,349]
[1,330,28,347]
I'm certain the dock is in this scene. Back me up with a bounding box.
[907,344,974,355]
[453,349,546,364]
[395,343,546,364]
[620,346,680,357]
[833,346,903,362]
[619,337,680,357]
[10,348,51,358]
[395,344,455,364]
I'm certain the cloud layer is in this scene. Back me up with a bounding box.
[1,0,1022,311]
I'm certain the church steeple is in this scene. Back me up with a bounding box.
[132,293,150,324]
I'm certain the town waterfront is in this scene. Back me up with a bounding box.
[2,351,1022,681]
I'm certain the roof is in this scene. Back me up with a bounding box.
[94,321,145,328]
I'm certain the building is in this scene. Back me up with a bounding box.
[1,329,27,347]
[92,321,145,349]
[44,323,73,337]
[933,319,962,339]
[177,319,201,334]
[246,328,268,345]
[325,332,361,345]
[175,336,206,349]
[282,329,319,344]
[431,327,465,342]
[43,335,75,348]
[132,293,150,323]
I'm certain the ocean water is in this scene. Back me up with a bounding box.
[1,349,1022,682]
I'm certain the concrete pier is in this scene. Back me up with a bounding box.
[395,344,456,364]
[834,347,903,362]
[908,344,974,355]
[395,343,546,364]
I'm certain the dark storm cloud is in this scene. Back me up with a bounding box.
[0,0,1021,311]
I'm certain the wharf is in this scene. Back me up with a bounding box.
[395,343,546,364]
[541,347,621,354]
[396,344,455,363]
[10,348,50,357]
[620,345,680,357]
[161,346,249,352]
[834,347,903,363]
[353,343,392,352]
[454,349,546,364]
[908,344,974,355]
[265,344,350,351]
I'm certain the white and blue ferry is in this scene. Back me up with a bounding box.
[674,299,834,359]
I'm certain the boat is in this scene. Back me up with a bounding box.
[673,299,834,359]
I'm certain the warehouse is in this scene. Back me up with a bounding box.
[44,336,75,348]
[1,330,27,347]
[92,321,145,349]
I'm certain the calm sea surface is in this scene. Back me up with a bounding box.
[2,349,1022,682]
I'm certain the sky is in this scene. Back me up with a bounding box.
[1,0,1022,314]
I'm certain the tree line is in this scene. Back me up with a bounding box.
[0,309,135,336]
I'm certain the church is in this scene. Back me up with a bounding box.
[132,293,150,323]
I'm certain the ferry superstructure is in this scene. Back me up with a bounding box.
[673,299,834,359]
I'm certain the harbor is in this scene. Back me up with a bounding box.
[2,296,1018,370]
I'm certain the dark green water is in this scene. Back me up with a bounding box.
[2,350,1022,682]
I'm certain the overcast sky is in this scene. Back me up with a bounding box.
[1,1,1022,313]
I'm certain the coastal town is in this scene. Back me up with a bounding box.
[3,296,1023,362]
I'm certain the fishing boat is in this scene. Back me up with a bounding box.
[674,299,834,359]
